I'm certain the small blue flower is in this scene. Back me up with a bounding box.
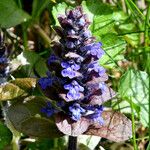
[88,62,105,76]
[67,88,80,100]
[48,54,59,65]
[61,60,80,71]
[69,103,86,121]
[41,102,55,117]
[38,77,53,89]
[65,41,75,49]
[61,67,76,79]
[85,105,104,125]
[81,42,104,59]
[64,80,84,100]
[64,80,84,92]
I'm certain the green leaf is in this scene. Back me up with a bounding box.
[0,78,37,101]
[21,117,62,138]
[99,33,126,68]
[118,69,149,126]
[0,122,12,150]
[6,96,63,138]
[32,0,50,20]
[0,83,25,101]
[10,78,36,93]
[18,50,48,76]
[0,0,30,28]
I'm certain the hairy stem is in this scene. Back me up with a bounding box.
[68,136,77,150]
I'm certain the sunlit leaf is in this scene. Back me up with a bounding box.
[0,83,26,101]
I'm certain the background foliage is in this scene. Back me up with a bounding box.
[0,0,150,150]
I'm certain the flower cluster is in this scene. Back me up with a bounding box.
[0,32,9,85]
[38,6,113,124]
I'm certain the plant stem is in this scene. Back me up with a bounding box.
[33,24,52,46]
[68,136,77,150]
[12,135,20,150]
[131,99,138,150]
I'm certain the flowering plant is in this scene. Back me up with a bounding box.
[38,6,132,142]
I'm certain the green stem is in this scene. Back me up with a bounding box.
[33,24,52,47]
[131,100,138,150]
[18,0,28,50]
[12,135,20,150]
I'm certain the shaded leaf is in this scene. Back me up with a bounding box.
[0,122,12,150]
[55,113,90,136]
[6,96,63,138]
[85,110,132,142]
[21,117,63,138]
[0,0,30,28]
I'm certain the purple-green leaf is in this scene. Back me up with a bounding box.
[84,110,132,142]
[55,113,90,136]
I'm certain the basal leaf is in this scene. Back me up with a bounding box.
[55,113,90,136]
[84,110,132,142]
[0,0,30,28]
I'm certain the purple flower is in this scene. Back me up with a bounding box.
[38,77,53,89]
[61,67,76,79]
[41,102,55,117]
[39,6,112,124]
[61,60,80,71]
[69,103,86,121]
[81,42,104,59]
[85,105,104,125]
[64,80,84,92]
[48,54,59,65]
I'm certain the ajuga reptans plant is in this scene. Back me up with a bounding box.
[38,6,132,141]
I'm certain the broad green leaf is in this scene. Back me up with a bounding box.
[118,69,149,126]
[6,96,63,138]
[0,0,30,28]
[0,122,12,150]
[21,117,62,138]
[99,33,126,68]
